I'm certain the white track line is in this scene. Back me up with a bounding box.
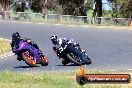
[54,24,61,26]
[0,53,14,58]
[24,22,30,24]
[38,23,45,24]
[0,38,12,42]
[80,25,90,28]
[67,25,76,27]
[127,69,132,71]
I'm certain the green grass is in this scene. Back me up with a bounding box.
[0,39,11,55]
[0,71,124,88]
[9,11,130,27]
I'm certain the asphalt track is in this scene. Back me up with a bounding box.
[0,20,132,72]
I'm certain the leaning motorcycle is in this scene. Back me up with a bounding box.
[11,40,48,67]
[53,43,92,65]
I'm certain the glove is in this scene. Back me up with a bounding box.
[76,43,80,47]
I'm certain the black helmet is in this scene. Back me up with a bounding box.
[12,32,21,41]
[51,35,57,44]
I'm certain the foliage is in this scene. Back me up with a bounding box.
[31,0,58,14]
[59,0,93,16]
[0,39,11,55]
[2,0,132,22]
[103,10,112,17]
[107,0,132,18]
[30,0,94,16]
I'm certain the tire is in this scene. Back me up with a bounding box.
[76,75,87,86]
[22,50,36,67]
[83,57,92,65]
[66,53,82,65]
[40,57,48,66]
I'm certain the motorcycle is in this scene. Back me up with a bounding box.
[11,39,48,67]
[53,43,92,65]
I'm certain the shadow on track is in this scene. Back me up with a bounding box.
[14,65,39,68]
[57,63,80,66]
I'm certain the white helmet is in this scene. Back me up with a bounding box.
[51,35,58,44]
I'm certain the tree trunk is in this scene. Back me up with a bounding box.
[93,0,102,24]
[130,19,132,28]
[5,0,10,19]
[0,2,2,19]
[42,0,48,22]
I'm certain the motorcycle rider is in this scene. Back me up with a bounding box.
[11,32,22,49]
[51,35,91,65]
[11,32,44,60]
[51,35,83,56]
[51,35,88,65]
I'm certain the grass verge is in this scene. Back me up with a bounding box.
[0,70,131,88]
[10,19,132,30]
[0,39,11,55]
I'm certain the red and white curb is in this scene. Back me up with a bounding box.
[0,38,13,58]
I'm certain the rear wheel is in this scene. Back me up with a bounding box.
[22,50,36,67]
[40,56,48,66]
[66,53,82,65]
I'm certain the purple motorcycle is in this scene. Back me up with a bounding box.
[12,39,48,67]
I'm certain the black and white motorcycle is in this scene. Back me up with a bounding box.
[53,43,92,65]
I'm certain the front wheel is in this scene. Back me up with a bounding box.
[40,57,48,66]
[82,57,92,65]
[66,53,82,66]
[22,50,36,67]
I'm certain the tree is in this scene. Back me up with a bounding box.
[31,0,93,16]
[93,0,102,24]
[107,0,132,25]
[31,0,58,13]
[107,0,132,18]
[0,0,10,19]
[59,0,92,16]
[31,0,58,21]
[0,0,9,11]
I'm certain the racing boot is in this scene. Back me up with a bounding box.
[62,59,69,65]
